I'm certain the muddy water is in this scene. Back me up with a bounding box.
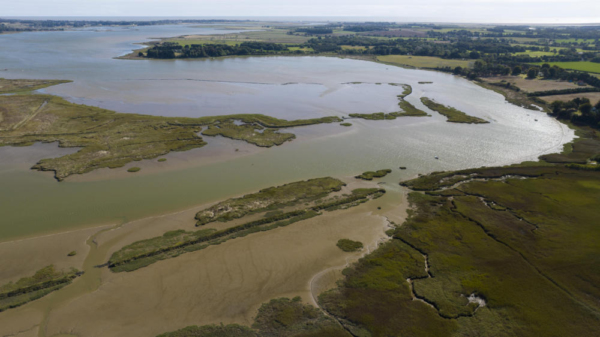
[0,26,574,242]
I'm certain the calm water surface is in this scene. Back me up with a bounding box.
[0,26,574,240]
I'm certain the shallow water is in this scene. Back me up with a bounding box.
[0,26,574,240]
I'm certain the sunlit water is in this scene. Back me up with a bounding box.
[0,25,574,240]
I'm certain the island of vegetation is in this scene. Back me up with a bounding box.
[348,84,430,120]
[0,79,341,181]
[0,265,81,312]
[108,178,385,272]
[336,239,363,252]
[355,169,392,180]
[195,177,344,225]
[421,97,489,124]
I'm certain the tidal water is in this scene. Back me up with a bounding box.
[0,25,574,240]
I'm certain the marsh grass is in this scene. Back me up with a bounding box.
[156,297,349,337]
[336,239,363,252]
[0,265,80,312]
[420,97,488,124]
[355,169,392,180]
[195,178,346,225]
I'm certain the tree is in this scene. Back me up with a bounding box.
[580,103,593,116]
[469,51,480,59]
[550,101,564,115]
[512,66,522,75]
[527,68,538,79]
[453,66,463,75]
[138,51,144,57]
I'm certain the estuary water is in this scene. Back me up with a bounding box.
[0,25,574,240]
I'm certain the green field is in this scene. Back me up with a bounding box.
[514,51,556,57]
[554,38,597,44]
[377,55,474,69]
[532,61,600,74]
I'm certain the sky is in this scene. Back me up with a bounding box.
[2,0,600,24]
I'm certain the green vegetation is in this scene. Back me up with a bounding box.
[398,84,412,98]
[339,123,352,127]
[316,129,600,336]
[527,87,600,97]
[252,297,349,337]
[0,78,70,94]
[0,265,81,312]
[127,167,141,173]
[348,85,429,120]
[202,121,295,147]
[348,112,389,120]
[355,169,392,180]
[157,324,257,337]
[0,80,341,181]
[195,177,345,225]
[336,239,363,252]
[158,158,167,162]
[67,251,77,256]
[397,100,430,117]
[533,61,600,74]
[421,97,489,124]
[157,297,349,337]
[378,55,474,69]
[109,181,385,272]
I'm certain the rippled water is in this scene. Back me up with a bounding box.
[0,25,574,240]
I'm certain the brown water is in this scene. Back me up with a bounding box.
[0,26,575,241]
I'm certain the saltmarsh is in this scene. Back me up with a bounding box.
[355,169,392,180]
[0,81,341,181]
[109,179,385,272]
[0,265,81,312]
[348,84,430,120]
[195,177,346,225]
[316,128,600,336]
[421,97,489,124]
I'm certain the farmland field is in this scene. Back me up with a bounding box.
[532,61,600,74]
[377,55,474,69]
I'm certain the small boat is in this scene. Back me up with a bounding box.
[535,119,538,121]
[435,156,439,160]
